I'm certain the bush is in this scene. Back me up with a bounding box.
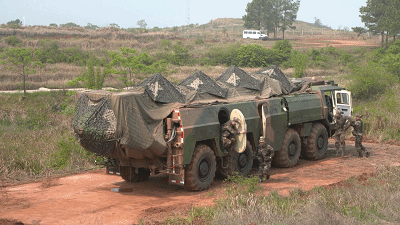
[205,44,240,66]
[236,44,277,67]
[35,40,66,64]
[195,38,204,45]
[290,50,309,78]
[272,40,292,63]
[170,41,191,66]
[347,62,397,100]
[4,36,22,47]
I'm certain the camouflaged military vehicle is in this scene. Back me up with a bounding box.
[73,65,352,191]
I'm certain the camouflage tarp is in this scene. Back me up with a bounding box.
[180,71,227,98]
[73,66,298,161]
[138,73,186,103]
[254,65,293,94]
[217,65,263,91]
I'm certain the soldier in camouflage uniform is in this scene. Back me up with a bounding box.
[256,136,274,180]
[351,115,369,157]
[334,109,350,156]
[221,117,246,153]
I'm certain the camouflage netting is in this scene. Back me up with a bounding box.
[73,92,117,157]
[73,66,304,160]
[138,73,186,103]
[254,65,293,94]
[217,66,263,91]
[180,71,227,98]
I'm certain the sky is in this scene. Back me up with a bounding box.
[0,0,367,30]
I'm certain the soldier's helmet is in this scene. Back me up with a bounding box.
[356,114,362,119]
[232,117,239,123]
[259,136,265,143]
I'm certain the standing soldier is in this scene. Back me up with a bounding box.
[256,136,274,180]
[334,109,350,156]
[221,117,246,153]
[351,115,369,157]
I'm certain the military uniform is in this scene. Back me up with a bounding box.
[256,139,274,180]
[351,115,369,157]
[221,120,240,150]
[334,111,350,156]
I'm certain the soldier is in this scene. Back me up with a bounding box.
[351,115,369,157]
[256,136,274,180]
[334,109,350,156]
[221,117,246,153]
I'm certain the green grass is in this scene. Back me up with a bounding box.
[0,91,96,183]
[159,166,400,225]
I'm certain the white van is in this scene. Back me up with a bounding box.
[243,30,268,40]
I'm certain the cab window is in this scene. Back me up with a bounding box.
[336,93,349,104]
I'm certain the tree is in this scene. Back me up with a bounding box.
[107,47,167,87]
[109,23,120,29]
[60,22,80,27]
[84,23,99,30]
[3,48,36,95]
[67,54,107,89]
[7,19,22,27]
[314,17,323,27]
[352,27,368,37]
[243,0,300,39]
[49,23,58,27]
[279,0,300,40]
[137,20,147,30]
[360,0,400,44]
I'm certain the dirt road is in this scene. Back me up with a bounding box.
[1,139,400,225]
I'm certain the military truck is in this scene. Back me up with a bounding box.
[73,65,352,191]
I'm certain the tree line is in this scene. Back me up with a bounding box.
[242,0,300,39]
[358,0,400,44]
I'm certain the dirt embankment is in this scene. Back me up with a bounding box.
[1,139,400,225]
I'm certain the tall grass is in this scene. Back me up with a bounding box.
[0,91,96,183]
[162,166,400,225]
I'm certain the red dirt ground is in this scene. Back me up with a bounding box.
[1,139,400,225]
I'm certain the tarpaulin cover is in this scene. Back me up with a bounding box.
[254,65,293,94]
[180,71,227,98]
[138,73,186,103]
[73,66,299,160]
[217,65,263,91]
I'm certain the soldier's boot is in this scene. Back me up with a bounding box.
[358,151,363,158]
[365,151,370,158]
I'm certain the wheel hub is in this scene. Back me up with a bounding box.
[317,135,325,150]
[238,153,248,168]
[199,160,210,179]
[288,141,297,157]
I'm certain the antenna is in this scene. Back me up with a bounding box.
[186,0,190,36]
[186,0,190,25]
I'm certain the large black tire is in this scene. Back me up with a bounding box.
[185,144,216,191]
[120,166,140,182]
[273,129,301,168]
[302,123,328,160]
[138,168,151,181]
[219,141,253,177]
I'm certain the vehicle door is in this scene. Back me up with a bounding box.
[334,90,352,117]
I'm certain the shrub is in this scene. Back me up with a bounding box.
[236,44,277,67]
[4,36,22,47]
[195,38,204,45]
[272,40,292,63]
[290,50,309,78]
[205,44,240,66]
[347,62,397,100]
[170,41,191,66]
